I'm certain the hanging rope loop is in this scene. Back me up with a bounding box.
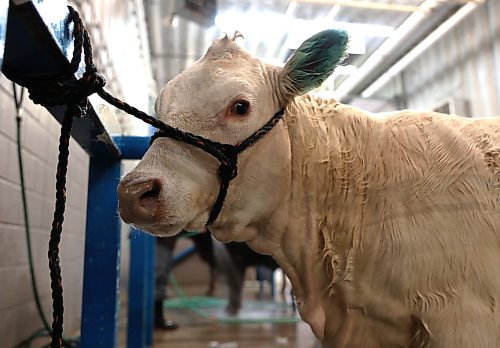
[14,6,107,347]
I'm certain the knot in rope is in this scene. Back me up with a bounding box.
[27,69,106,115]
[75,69,107,103]
[218,162,238,182]
[18,5,106,116]
[218,146,239,182]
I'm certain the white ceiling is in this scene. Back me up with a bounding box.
[144,0,482,103]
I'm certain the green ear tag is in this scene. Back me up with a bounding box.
[285,29,349,94]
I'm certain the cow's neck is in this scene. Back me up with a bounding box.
[270,95,376,341]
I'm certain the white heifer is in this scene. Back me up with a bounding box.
[118,30,500,347]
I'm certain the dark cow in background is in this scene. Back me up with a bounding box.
[182,232,287,315]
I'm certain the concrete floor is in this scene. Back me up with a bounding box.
[154,316,319,348]
[140,285,320,348]
[118,253,320,348]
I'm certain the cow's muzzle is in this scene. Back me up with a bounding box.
[117,176,162,225]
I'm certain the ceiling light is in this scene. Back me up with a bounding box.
[171,16,179,28]
[326,5,341,21]
[285,1,297,17]
[335,64,358,76]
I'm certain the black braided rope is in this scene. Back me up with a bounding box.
[48,109,74,348]
[21,7,104,348]
[236,109,284,152]
[21,6,285,347]
[98,89,230,162]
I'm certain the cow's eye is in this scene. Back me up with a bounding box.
[230,100,250,116]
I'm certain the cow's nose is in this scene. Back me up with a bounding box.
[117,177,162,224]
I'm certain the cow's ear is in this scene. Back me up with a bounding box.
[279,29,348,99]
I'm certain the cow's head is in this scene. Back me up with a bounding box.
[118,30,348,242]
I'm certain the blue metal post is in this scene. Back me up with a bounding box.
[81,159,122,348]
[144,235,155,348]
[127,229,155,348]
[114,135,156,348]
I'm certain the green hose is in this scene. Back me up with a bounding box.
[13,82,52,339]
[168,273,213,319]
[178,230,202,239]
[167,273,301,324]
[172,230,299,323]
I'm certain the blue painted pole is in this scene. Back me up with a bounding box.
[114,135,155,348]
[127,229,155,348]
[144,235,155,347]
[81,159,122,348]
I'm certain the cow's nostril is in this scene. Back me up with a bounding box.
[138,179,161,210]
[118,176,163,224]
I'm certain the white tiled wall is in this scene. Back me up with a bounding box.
[0,73,89,347]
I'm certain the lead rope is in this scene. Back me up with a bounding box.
[17,6,284,347]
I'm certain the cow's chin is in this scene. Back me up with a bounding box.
[184,211,210,232]
[209,224,257,244]
[140,222,187,237]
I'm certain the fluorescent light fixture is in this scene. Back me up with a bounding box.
[347,34,366,55]
[162,14,180,28]
[326,5,341,21]
[172,16,179,28]
[362,3,478,98]
[333,0,442,101]
[285,1,297,17]
[335,64,358,76]
[333,22,394,37]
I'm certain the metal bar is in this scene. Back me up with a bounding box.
[2,0,120,160]
[112,135,150,160]
[127,229,155,348]
[81,159,122,348]
[173,245,196,266]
